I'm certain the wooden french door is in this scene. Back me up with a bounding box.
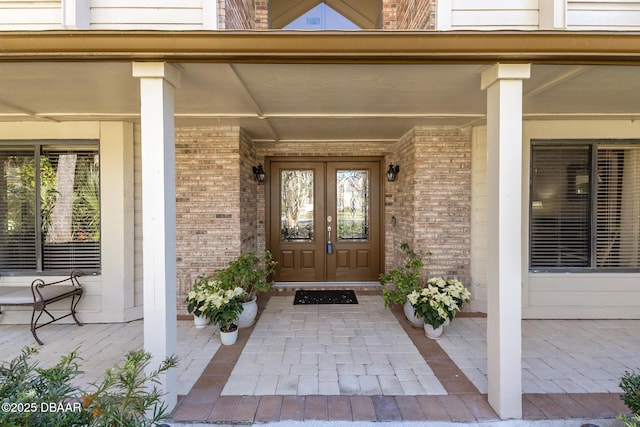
[269,160,381,282]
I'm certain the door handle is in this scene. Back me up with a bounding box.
[327,226,333,254]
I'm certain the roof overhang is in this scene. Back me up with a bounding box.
[1,31,640,64]
[2,31,640,141]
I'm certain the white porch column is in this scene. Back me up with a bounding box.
[132,62,181,411]
[480,63,530,419]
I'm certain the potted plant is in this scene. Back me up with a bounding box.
[186,276,246,344]
[407,277,471,339]
[379,243,430,326]
[214,250,276,328]
[186,274,216,328]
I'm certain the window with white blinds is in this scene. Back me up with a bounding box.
[530,141,640,271]
[0,142,100,274]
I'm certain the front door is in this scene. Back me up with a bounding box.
[269,160,381,282]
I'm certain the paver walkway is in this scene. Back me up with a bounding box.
[171,290,635,423]
[222,295,446,396]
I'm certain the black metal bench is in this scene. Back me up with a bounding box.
[0,272,83,345]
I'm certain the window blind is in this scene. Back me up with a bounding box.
[530,141,640,270]
[530,145,591,268]
[0,144,100,273]
[596,146,640,268]
[41,149,100,271]
[0,150,38,270]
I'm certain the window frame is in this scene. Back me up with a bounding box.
[529,139,640,273]
[0,139,101,276]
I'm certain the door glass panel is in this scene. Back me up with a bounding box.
[336,170,369,241]
[281,170,314,241]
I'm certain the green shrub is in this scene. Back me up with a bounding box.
[214,250,276,301]
[0,346,178,427]
[618,414,640,427]
[379,243,430,309]
[0,346,91,427]
[620,369,640,415]
[85,349,178,427]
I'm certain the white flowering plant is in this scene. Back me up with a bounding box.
[406,277,471,329]
[186,275,245,332]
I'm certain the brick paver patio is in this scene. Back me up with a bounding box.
[171,290,635,424]
[0,288,636,424]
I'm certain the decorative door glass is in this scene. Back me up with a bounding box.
[336,170,369,240]
[280,170,314,241]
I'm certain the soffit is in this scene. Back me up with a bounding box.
[2,30,639,142]
[1,61,640,142]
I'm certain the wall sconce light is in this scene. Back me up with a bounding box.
[386,164,400,182]
[253,164,266,184]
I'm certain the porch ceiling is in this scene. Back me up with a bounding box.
[1,61,640,142]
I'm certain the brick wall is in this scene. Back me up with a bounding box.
[175,126,257,313]
[381,0,397,29]
[217,0,225,29]
[255,0,269,29]
[174,127,470,313]
[220,0,436,30]
[387,127,472,284]
[397,0,436,30]
[415,127,471,282]
[223,0,256,29]
[386,129,416,268]
[382,0,436,30]
[240,129,258,252]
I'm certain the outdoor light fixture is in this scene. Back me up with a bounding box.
[253,164,266,183]
[386,164,400,182]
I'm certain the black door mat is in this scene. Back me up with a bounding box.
[293,290,358,305]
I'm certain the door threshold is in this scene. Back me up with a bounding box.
[275,281,380,289]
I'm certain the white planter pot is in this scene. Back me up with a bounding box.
[237,296,258,329]
[193,314,210,329]
[220,326,239,345]
[423,323,444,340]
[403,300,423,327]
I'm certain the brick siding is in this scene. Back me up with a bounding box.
[240,129,258,252]
[396,0,436,30]
[387,127,472,284]
[223,0,256,29]
[255,0,269,29]
[221,0,436,30]
[174,127,470,314]
[414,127,471,283]
[175,126,249,313]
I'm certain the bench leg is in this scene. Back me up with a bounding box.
[70,293,83,327]
[30,309,44,346]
